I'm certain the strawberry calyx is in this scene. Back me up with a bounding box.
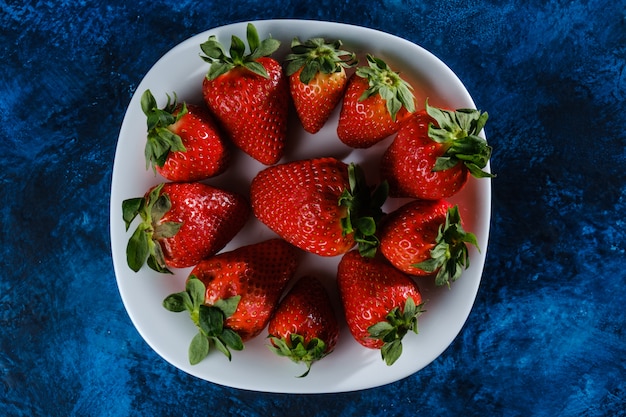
[200,22,281,80]
[356,54,416,121]
[163,276,244,365]
[367,296,424,366]
[285,37,357,84]
[425,100,495,179]
[122,183,182,274]
[413,205,479,287]
[268,334,329,378]
[140,89,188,173]
[338,163,389,258]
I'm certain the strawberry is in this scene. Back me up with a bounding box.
[380,101,494,200]
[267,276,339,377]
[122,182,249,273]
[163,238,300,364]
[199,23,289,165]
[284,37,356,133]
[336,54,416,148]
[140,89,230,182]
[250,157,388,257]
[379,200,479,287]
[337,251,424,366]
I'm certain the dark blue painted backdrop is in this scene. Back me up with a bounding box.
[1,0,625,416]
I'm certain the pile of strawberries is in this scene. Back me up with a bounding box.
[122,23,493,376]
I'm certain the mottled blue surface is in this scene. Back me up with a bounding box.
[1,0,625,415]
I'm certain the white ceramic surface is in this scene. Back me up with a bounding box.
[110,19,491,393]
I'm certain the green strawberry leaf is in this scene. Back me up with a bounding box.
[122,197,144,230]
[189,332,210,365]
[212,337,231,361]
[425,101,495,178]
[368,321,394,338]
[356,54,415,121]
[122,183,179,274]
[213,296,242,318]
[198,305,224,336]
[163,277,244,365]
[413,205,480,287]
[367,297,424,366]
[380,340,403,366]
[285,37,357,84]
[339,163,388,258]
[200,23,280,81]
[162,291,190,313]
[246,23,260,53]
[268,334,329,377]
[206,61,232,80]
[141,90,187,173]
[243,61,269,78]
[186,277,206,310]
[147,243,171,274]
[126,223,150,272]
[229,34,246,62]
[220,328,245,351]
[152,221,182,240]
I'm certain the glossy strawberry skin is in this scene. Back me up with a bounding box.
[152,182,249,269]
[190,239,300,341]
[202,57,289,165]
[379,199,452,276]
[157,104,230,182]
[250,157,355,257]
[337,251,422,349]
[381,110,471,200]
[268,276,339,354]
[290,67,348,134]
[337,75,407,148]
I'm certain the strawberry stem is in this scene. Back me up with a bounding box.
[413,205,479,287]
[122,183,181,274]
[163,276,244,365]
[140,89,188,173]
[200,23,281,80]
[285,37,357,84]
[338,163,388,258]
[356,54,416,121]
[268,334,329,377]
[425,100,495,179]
[367,297,424,366]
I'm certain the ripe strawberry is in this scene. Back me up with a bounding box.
[122,182,249,273]
[140,89,230,182]
[199,23,289,165]
[250,157,388,257]
[268,276,339,377]
[336,54,416,148]
[337,251,424,366]
[379,200,479,287]
[163,239,300,364]
[380,101,494,200]
[285,37,356,133]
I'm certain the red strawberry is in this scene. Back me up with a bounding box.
[285,37,356,133]
[122,182,249,273]
[140,89,230,182]
[163,239,300,364]
[380,101,493,200]
[250,157,388,257]
[379,200,479,287]
[200,23,289,165]
[268,276,339,377]
[337,54,416,148]
[337,251,424,366]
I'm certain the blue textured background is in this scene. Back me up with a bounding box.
[1,0,625,415]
